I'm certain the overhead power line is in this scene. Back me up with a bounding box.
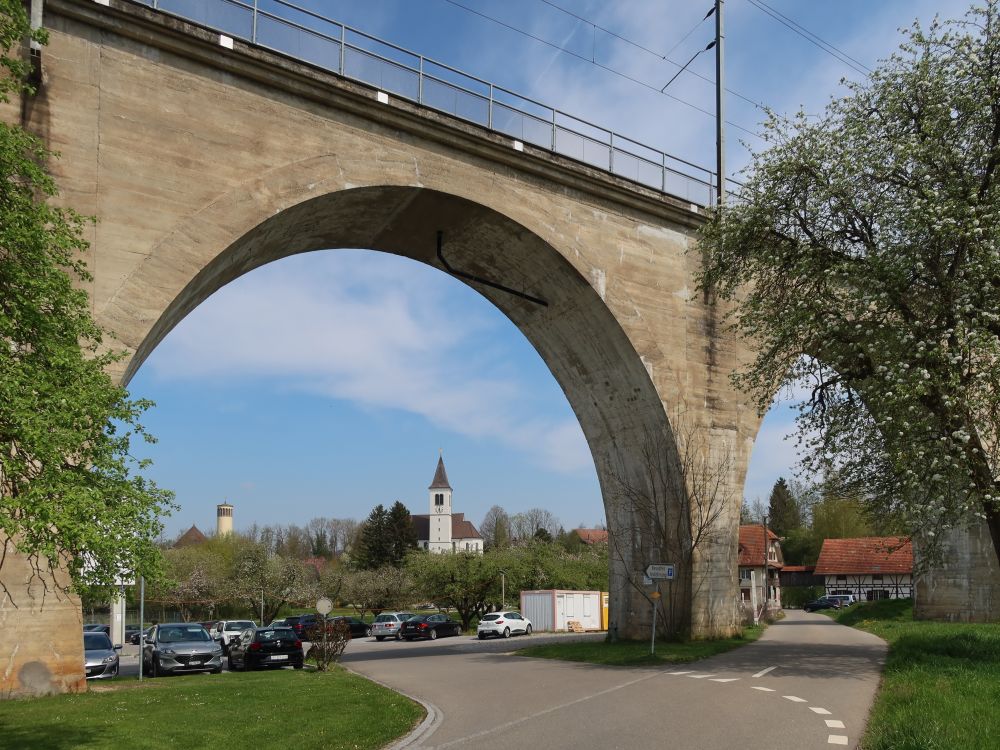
[441,0,764,140]
[535,0,770,112]
[745,0,872,77]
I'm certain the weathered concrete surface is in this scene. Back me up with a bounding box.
[915,521,1000,622]
[0,536,86,698]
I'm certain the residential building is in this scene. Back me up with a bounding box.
[573,528,608,545]
[737,524,783,610]
[412,455,483,554]
[173,525,207,548]
[814,536,913,601]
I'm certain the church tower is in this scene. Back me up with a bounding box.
[428,454,453,552]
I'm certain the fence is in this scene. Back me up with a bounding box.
[130,0,723,205]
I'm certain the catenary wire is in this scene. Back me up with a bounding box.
[535,0,770,111]
[745,0,871,77]
[442,0,764,140]
[751,0,872,73]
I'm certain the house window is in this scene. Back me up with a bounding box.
[767,546,777,561]
[740,589,750,602]
[739,568,752,582]
[423,542,428,550]
[465,543,470,551]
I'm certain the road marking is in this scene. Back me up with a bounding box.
[825,720,846,729]
[752,686,775,692]
[434,672,662,748]
[810,707,832,715]
[688,673,713,679]
[783,695,807,703]
[828,735,849,745]
[668,670,693,675]
[709,678,739,682]
[752,666,777,678]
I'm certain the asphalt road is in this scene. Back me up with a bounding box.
[339,608,886,750]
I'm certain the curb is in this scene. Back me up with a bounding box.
[340,663,443,749]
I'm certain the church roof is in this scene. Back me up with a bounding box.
[173,525,207,548]
[428,455,452,490]
[412,513,482,540]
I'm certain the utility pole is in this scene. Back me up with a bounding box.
[715,0,725,207]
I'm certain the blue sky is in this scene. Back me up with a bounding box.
[131,0,971,538]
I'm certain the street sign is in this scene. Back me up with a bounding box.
[645,563,675,580]
[642,575,654,586]
[316,597,333,615]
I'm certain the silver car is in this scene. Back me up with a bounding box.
[371,612,416,641]
[84,631,120,679]
[143,623,223,676]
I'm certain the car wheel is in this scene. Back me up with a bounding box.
[525,625,532,635]
[293,663,303,670]
[502,627,510,639]
[375,636,384,642]
[478,633,486,640]
[151,658,160,678]
[365,627,372,637]
[211,667,222,675]
[429,629,438,641]
[395,631,402,641]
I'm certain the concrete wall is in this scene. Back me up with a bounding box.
[915,522,1000,622]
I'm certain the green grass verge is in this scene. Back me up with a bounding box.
[0,667,423,750]
[828,598,1000,750]
[515,625,764,667]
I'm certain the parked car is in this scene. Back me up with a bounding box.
[477,611,533,639]
[130,625,154,645]
[143,623,223,676]
[212,620,257,653]
[124,625,141,642]
[803,597,841,612]
[826,594,857,607]
[327,616,371,639]
[83,631,120,679]
[399,613,462,641]
[287,613,321,640]
[228,626,304,671]
[83,623,111,636]
[267,619,288,627]
[371,612,415,641]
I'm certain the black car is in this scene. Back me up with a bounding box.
[399,613,462,641]
[328,616,371,639]
[228,626,304,671]
[803,597,841,612]
[130,625,153,645]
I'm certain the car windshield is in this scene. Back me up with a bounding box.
[158,626,211,643]
[225,621,254,631]
[374,615,395,623]
[256,628,296,642]
[407,615,429,623]
[84,633,112,650]
[481,614,500,621]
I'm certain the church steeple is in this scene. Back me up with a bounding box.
[428,453,453,549]
[429,453,452,490]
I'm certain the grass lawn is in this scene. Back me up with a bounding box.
[0,667,423,750]
[515,625,764,667]
[828,598,1000,750]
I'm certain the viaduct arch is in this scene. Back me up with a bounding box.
[1,0,765,695]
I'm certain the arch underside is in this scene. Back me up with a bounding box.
[122,186,720,637]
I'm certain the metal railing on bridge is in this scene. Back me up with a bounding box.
[134,0,720,205]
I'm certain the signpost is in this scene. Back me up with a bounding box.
[316,597,333,662]
[645,564,675,655]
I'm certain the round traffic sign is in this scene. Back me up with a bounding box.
[316,597,333,615]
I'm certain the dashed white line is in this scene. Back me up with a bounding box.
[825,720,846,729]
[783,695,807,703]
[828,735,849,745]
[688,673,713,679]
[752,666,777,678]
[810,707,832,715]
[668,671,693,675]
[709,678,739,683]
[752,686,775,692]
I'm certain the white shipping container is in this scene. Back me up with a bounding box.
[519,590,604,632]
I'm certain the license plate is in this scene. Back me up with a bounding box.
[270,654,288,660]
[190,660,202,665]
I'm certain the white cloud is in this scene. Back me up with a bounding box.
[145,250,593,473]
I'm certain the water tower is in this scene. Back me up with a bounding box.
[216,502,234,536]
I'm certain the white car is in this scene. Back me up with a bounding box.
[477,611,532,639]
[371,612,415,641]
[213,620,257,653]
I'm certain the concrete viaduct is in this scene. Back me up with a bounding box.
[0,0,849,697]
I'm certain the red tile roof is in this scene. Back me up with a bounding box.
[814,537,913,575]
[781,565,814,573]
[173,525,207,548]
[738,525,782,568]
[574,528,609,545]
[412,513,482,540]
